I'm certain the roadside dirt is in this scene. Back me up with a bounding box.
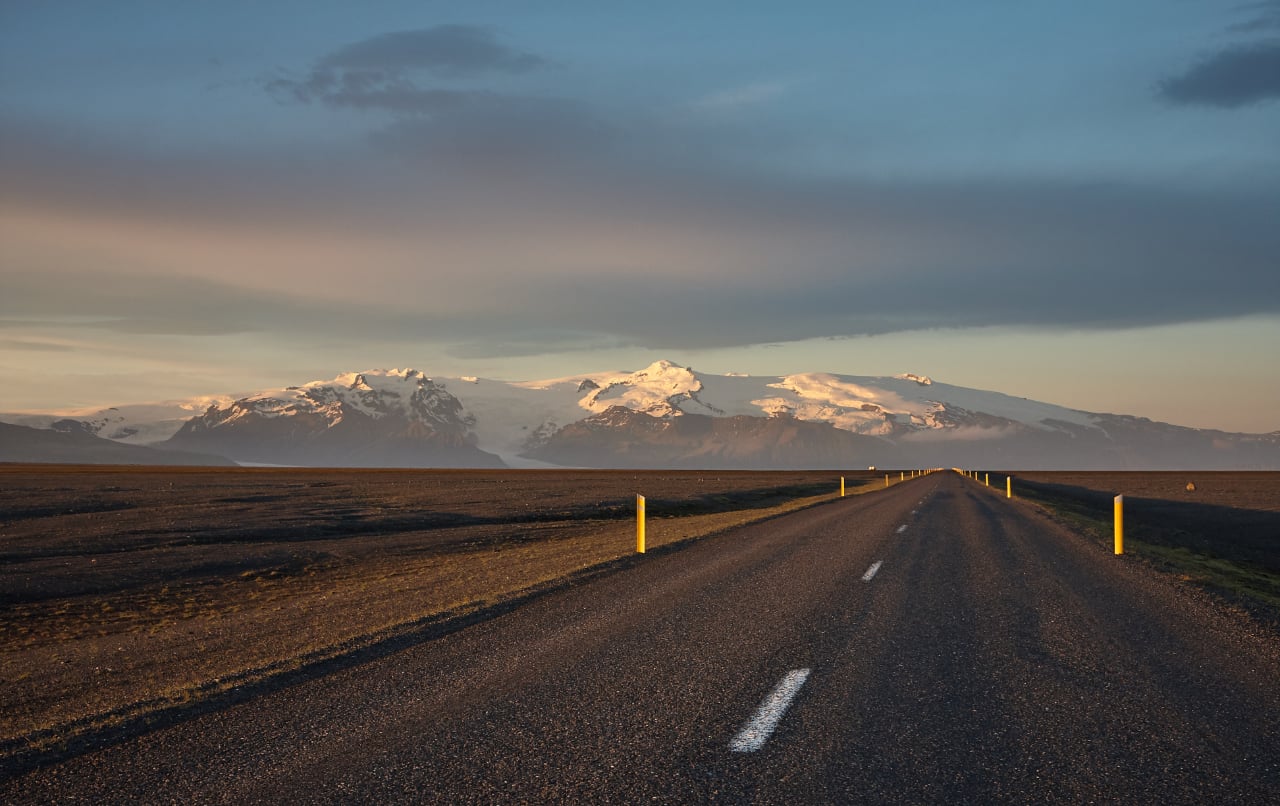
[1006,471,1280,627]
[0,465,878,757]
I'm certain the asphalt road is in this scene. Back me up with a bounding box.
[6,472,1280,804]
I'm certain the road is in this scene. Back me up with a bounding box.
[6,472,1280,803]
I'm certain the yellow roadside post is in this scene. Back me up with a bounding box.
[636,494,646,554]
[985,473,989,486]
[1114,495,1124,555]
[1006,476,1012,498]
[841,476,846,497]
[885,474,889,488]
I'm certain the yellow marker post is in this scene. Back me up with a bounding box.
[1114,495,1124,555]
[901,471,905,481]
[885,474,889,488]
[840,476,846,497]
[636,494,646,554]
[985,473,989,487]
[1006,476,1012,498]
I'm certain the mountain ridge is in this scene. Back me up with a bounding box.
[3,360,1276,469]
[0,422,234,467]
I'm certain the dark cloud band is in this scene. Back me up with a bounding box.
[1160,40,1280,107]
[319,25,547,75]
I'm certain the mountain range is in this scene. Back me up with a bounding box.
[3,361,1277,469]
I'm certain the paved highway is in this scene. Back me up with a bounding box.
[6,472,1280,803]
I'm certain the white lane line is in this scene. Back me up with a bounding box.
[729,669,811,752]
[895,524,908,534]
[861,560,883,582]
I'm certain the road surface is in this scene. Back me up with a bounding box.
[6,472,1279,803]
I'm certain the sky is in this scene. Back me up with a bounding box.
[2,1,1278,433]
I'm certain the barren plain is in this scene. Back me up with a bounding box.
[0,465,862,767]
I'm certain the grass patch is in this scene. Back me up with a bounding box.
[1133,541,1280,611]
[1015,483,1280,624]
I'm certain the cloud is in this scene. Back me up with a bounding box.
[0,338,74,353]
[1160,40,1280,107]
[367,94,612,171]
[0,269,501,346]
[692,80,790,112]
[1228,1,1280,34]
[271,78,478,115]
[898,425,1019,443]
[318,25,547,75]
[5,102,1279,362]
[266,25,548,115]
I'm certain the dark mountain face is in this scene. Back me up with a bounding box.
[167,410,502,468]
[522,406,896,469]
[1085,415,1280,470]
[0,423,233,466]
[524,406,1280,471]
[164,378,504,468]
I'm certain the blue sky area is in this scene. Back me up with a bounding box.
[2,1,1278,431]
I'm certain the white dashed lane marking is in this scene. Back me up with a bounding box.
[862,561,883,582]
[729,669,812,753]
[895,524,908,534]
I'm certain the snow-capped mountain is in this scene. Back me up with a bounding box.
[164,369,503,467]
[3,360,1277,469]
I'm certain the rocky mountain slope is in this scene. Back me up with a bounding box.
[163,370,503,468]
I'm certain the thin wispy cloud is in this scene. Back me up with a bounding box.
[0,338,74,353]
[692,80,790,111]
